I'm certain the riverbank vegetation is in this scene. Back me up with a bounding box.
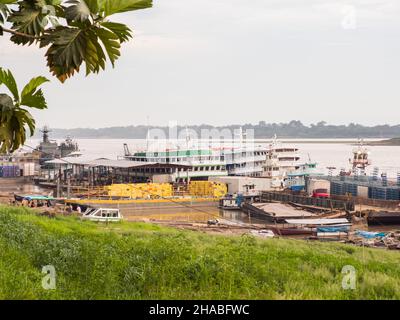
[34,122,400,139]
[0,206,400,300]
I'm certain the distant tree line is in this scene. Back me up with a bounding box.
[34,121,400,139]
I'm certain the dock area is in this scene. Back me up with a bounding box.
[243,202,317,222]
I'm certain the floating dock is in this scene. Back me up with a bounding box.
[242,202,317,223]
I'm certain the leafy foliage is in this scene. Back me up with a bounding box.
[1,0,152,82]
[0,68,19,101]
[64,0,91,22]
[44,27,88,81]
[0,68,49,152]
[102,0,153,16]
[20,76,49,109]
[0,3,10,27]
[0,0,151,151]
[100,21,131,43]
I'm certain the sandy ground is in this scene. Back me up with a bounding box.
[146,220,267,236]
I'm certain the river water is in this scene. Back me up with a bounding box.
[26,138,400,178]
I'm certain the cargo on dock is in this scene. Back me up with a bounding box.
[188,181,227,198]
[105,183,173,198]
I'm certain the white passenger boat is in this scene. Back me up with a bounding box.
[81,208,122,222]
[261,136,301,187]
[123,128,269,181]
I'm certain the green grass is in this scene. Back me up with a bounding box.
[0,206,400,300]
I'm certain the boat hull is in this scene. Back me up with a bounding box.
[367,212,400,226]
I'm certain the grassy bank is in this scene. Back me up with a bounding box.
[0,206,400,299]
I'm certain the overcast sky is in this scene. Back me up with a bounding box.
[1,0,399,128]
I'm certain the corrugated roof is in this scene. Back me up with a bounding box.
[87,159,158,168]
[46,158,191,169]
[45,157,107,166]
[45,159,69,165]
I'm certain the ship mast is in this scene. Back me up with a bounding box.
[40,125,51,144]
[350,138,371,174]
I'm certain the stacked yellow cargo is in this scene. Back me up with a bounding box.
[105,183,173,199]
[212,182,228,198]
[188,181,227,198]
[105,184,130,197]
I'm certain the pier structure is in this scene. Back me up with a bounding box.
[43,158,192,188]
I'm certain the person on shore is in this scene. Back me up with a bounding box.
[66,204,73,213]
[76,206,82,214]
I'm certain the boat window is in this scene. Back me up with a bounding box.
[85,209,95,216]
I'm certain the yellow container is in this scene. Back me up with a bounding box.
[188,181,227,198]
[106,183,173,199]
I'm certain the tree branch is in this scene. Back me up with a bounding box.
[1,27,42,40]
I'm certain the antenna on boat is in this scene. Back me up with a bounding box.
[327,166,336,177]
[123,143,131,156]
[40,125,51,143]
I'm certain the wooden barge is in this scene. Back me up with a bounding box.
[367,211,400,226]
[242,202,317,223]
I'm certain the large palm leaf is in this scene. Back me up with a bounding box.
[0,68,48,153]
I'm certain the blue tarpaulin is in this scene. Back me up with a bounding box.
[317,226,350,233]
[23,195,54,201]
[355,230,386,239]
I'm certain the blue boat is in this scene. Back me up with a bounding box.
[286,162,324,191]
